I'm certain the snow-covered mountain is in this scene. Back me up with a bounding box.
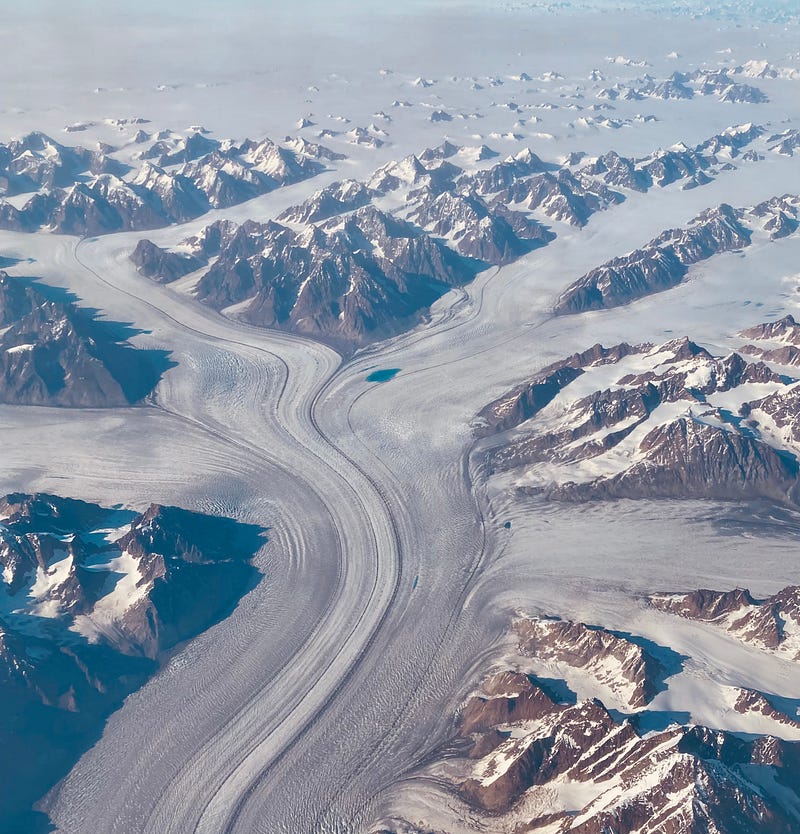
[514,617,666,709]
[651,586,800,660]
[0,130,327,236]
[378,607,800,834]
[555,196,798,314]
[737,313,800,371]
[459,687,799,831]
[477,332,800,505]
[0,492,264,827]
[0,271,169,406]
[595,68,769,105]
[133,207,480,350]
[130,124,769,350]
[277,179,375,225]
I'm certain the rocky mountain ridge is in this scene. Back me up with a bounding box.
[596,68,769,105]
[0,271,170,406]
[0,129,327,236]
[377,604,800,834]
[459,689,799,831]
[477,330,800,505]
[0,492,264,830]
[650,585,800,660]
[134,206,481,350]
[555,195,799,314]
[131,125,766,350]
[739,313,800,366]
[514,617,666,709]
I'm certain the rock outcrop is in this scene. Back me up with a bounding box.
[480,335,800,506]
[133,207,476,350]
[460,694,799,831]
[650,585,800,660]
[514,617,665,709]
[0,491,265,828]
[407,188,553,263]
[277,179,374,225]
[739,312,800,366]
[0,130,325,236]
[379,604,800,834]
[554,201,781,314]
[0,271,171,406]
[131,238,204,283]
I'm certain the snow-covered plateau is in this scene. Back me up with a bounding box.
[0,2,799,833]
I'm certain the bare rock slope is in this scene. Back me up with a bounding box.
[377,603,800,834]
[0,130,325,236]
[478,332,800,505]
[650,585,800,660]
[458,684,799,832]
[0,271,171,406]
[555,196,799,315]
[515,617,665,709]
[130,125,766,350]
[0,492,265,830]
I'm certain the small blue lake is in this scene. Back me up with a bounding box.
[366,368,400,383]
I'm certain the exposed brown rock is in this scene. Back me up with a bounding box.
[650,585,800,659]
[476,342,646,437]
[481,334,800,507]
[554,200,797,315]
[740,314,800,344]
[459,671,560,736]
[0,271,170,407]
[514,618,663,709]
[732,687,800,728]
[0,491,265,827]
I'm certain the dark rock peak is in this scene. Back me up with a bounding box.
[555,200,773,315]
[0,129,323,236]
[492,168,624,227]
[459,671,563,740]
[553,341,647,372]
[458,148,547,195]
[418,140,460,162]
[367,154,459,194]
[476,365,585,437]
[152,131,220,166]
[579,149,651,192]
[733,687,800,728]
[480,331,800,507]
[514,616,666,709]
[476,342,647,436]
[0,491,265,826]
[590,418,800,503]
[163,206,475,350]
[282,136,346,161]
[0,492,107,534]
[131,238,203,283]
[406,187,552,265]
[650,585,800,659]
[0,270,171,406]
[650,587,756,620]
[617,348,781,395]
[740,342,800,367]
[277,179,374,225]
[457,674,800,829]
